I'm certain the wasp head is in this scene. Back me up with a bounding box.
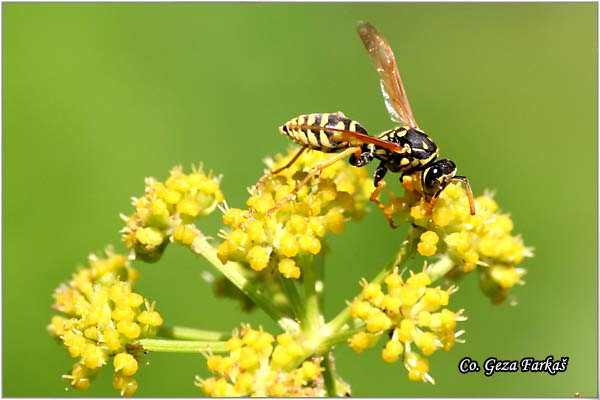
[421,159,457,199]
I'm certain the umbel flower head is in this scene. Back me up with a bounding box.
[49,249,163,396]
[348,269,466,384]
[196,325,324,397]
[122,165,224,262]
[389,176,532,303]
[217,148,372,279]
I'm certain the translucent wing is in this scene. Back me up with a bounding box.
[357,21,418,128]
[322,126,408,154]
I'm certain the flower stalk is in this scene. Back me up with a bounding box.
[191,235,287,324]
[157,326,229,341]
[136,339,228,354]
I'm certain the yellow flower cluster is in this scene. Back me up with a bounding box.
[391,177,531,303]
[49,250,163,396]
[217,149,372,279]
[348,270,465,384]
[196,325,324,397]
[122,165,224,262]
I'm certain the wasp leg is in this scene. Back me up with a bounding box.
[369,164,397,229]
[267,146,362,215]
[424,193,440,216]
[400,173,421,197]
[369,180,398,229]
[254,147,307,192]
[453,176,476,215]
[424,175,476,216]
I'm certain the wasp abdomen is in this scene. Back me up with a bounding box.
[279,113,367,153]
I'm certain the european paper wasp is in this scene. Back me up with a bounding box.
[257,22,475,228]
[352,21,476,219]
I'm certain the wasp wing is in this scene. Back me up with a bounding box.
[357,21,418,129]
[322,126,408,154]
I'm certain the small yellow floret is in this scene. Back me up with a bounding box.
[279,232,299,258]
[384,272,404,288]
[298,234,321,254]
[134,227,164,246]
[414,331,438,356]
[431,205,453,227]
[238,347,259,370]
[278,258,301,279]
[382,339,404,363]
[407,272,432,287]
[113,373,138,396]
[114,353,138,376]
[103,328,121,351]
[137,310,163,326]
[490,264,520,288]
[405,352,431,383]
[81,343,106,369]
[348,332,371,353]
[271,345,294,367]
[247,246,269,271]
[117,320,141,339]
[173,224,198,245]
[326,209,345,234]
[418,242,437,257]
[361,282,382,300]
[366,310,392,333]
[350,299,372,319]
[300,361,321,380]
[63,363,91,390]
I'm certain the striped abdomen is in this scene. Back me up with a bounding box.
[279,113,368,153]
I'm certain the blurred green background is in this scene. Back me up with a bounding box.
[3,3,597,397]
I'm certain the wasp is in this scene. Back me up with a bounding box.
[255,112,410,228]
[351,21,476,220]
[258,22,475,227]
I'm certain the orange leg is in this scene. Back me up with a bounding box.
[369,179,398,229]
[453,176,476,215]
[254,147,306,192]
[424,176,476,216]
[267,146,362,215]
[401,173,423,198]
[424,195,438,216]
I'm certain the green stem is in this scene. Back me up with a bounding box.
[191,236,286,324]
[322,351,338,397]
[278,273,304,320]
[427,254,455,282]
[314,250,326,319]
[137,338,228,354]
[157,325,229,341]
[300,254,321,335]
[325,226,423,333]
[317,323,365,353]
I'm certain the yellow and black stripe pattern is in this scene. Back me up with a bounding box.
[370,126,439,173]
[279,113,368,153]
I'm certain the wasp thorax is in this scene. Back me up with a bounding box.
[422,159,457,196]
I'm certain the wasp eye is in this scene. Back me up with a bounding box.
[422,159,457,195]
